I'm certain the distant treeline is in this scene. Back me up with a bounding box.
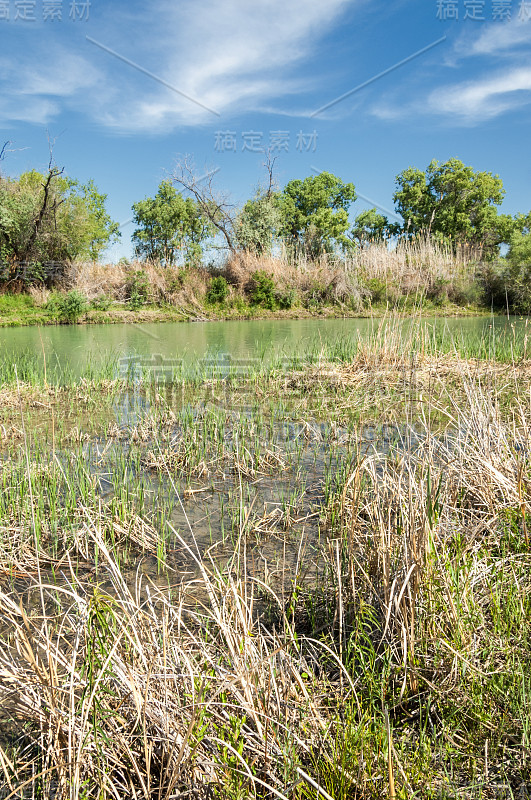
[1,150,530,312]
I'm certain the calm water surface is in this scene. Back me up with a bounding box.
[0,315,525,379]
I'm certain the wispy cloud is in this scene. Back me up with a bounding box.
[86,0,357,131]
[427,67,531,120]
[373,65,531,123]
[0,0,355,133]
[460,17,531,56]
[0,0,356,131]
[0,50,100,126]
[372,15,531,125]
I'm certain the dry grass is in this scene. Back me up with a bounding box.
[0,333,530,797]
[68,261,211,308]
[225,249,366,306]
[60,236,481,314]
[316,369,531,795]
[224,237,478,308]
[0,526,341,799]
[351,236,474,295]
[26,285,51,307]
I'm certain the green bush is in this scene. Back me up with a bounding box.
[206,276,229,304]
[448,276,483,307]
[505,231,531,313]
[276,289,296,310]
[90,294,112,311]
[228,296,251,313]
[127,270,149,310]
[365,278,388,305]
[166,268,186,294]
[248,271,277,309]
[49,290,88,322]
[427,276,451,306]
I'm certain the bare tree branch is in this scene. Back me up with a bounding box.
[26,146,65,258]
[171,157,236,253]
[263,150,278,198]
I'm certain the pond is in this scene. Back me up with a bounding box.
[0,315,525,381]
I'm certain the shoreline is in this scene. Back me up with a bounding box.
[0,302,496,328]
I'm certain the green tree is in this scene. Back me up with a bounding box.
[132,181,213,266]
[505,213,531,312]
[351,208,392,246]
[278,172,357,257]
[235,189,281,255]
[393,158,511,255]
[0,167,120,264]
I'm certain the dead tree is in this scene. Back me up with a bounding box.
[263,150,278,198]
[25,152,65,259]
[171,158,237,253]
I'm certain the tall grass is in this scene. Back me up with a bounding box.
[64,236,484,313]
[0,322,530,797]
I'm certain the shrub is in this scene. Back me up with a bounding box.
[90,294,112,311]
[276,289,296,310]
[127,270,149,310]
[365,277,388,305]
[50,290,88,322]
[427,276,451,306]
[206,276,229,304]
[505,231,531,314]
[166,269,186,294]
[448,276,483,307]
[248,270,277,309]
[228,296,251,313]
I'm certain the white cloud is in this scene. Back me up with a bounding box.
[18,54,101,97]
[85,0,356,130]
[372,16,531,126]
[0,49,101,127]
[0,97,59,126]
[427,67,531,120]
[0,0,356,131]
[460,17,531,56]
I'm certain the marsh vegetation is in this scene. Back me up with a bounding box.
[0,318,529,798]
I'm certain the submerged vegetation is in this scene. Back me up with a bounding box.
[0,319,530,798]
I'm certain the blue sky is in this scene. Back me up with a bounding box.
[1,0,530,260]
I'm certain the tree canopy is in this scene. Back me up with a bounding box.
[0,167,120,263]
[350,208,393,246]
[392,158,509,254]
[277,172,357,256]
[132,181,213,266]
[235,189,281,255]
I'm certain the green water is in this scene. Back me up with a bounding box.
[0,315,526,380]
